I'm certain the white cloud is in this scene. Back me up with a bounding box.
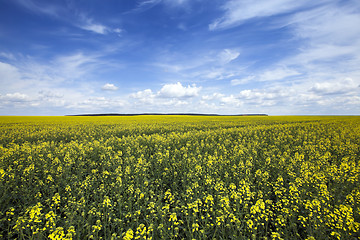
[130,89,155,99]
[130,89,156,104]
[202,93,242,107]
[0,52,127,113]
[231,76,255,85]
[0,52,16,60]
[128,82,202,112]
[202,93,225,101]
[0,62,21,84]
[66,97,126,110]
[0,92,41,108]
[38,90,63,99]
[158,82,201,98]
[113,28,123,34]
[258,67,301,81]
[284,4,360,69]
[219,94,242,106]
[218,49,240,64]
[209,0,319,30]
[230,67,300,85]
[310,78,359,95]
[131,0,190,13]
[37,91,65,107]
[129,82,201,111]
[81,23,109,34]
[135,0,162,10]
[79,17,123,35]
[0,92,29,102]
[291,4,360,46]
[51,52,108,82]
[101,83,118,91]
[14,0,62,18]
[236,87,293,107]
[201,69,235,80]
[239,89,274,100]
[269,2,360,111]
[291,44,359,66]
[164,0,189,5]
[15,0,116,35]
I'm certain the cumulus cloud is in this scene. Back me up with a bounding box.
[158,82,201,98]
[310,78,359,95]
[0,92,38,108]
[202,93,242,106]
[219,95,242,106]
[128,82,201,112]
[101,83,118,91]
[236,87,293,107]
[202,93,225,101]
[130,89,154,99]
[130,89,156,104]
[239,89,276,100]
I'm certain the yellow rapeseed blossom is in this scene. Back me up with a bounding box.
[123,228,134,240]
[1,116,359,239]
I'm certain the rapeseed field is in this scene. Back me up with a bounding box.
[0,116,359,239]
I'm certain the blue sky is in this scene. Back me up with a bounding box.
[0,0,359,115]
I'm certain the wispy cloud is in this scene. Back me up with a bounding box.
[135,0,162,11]
[153,48,244,83]
[14,0,118,35]
[0,62,21,85]
[209,0,322,30]
[218,49,240,64]
[3,0,360,115]
[15,0,63,18]
[257,67,301,82]
[66,97,126,110]
[80,22,109,35]
[0,51,124,112]
[132,0,191,12]
[231,76,255,86]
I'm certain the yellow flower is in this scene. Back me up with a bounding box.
[169,212,177,222]
[123,228,134,240]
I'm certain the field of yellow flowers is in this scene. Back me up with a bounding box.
[0,116,359,240]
